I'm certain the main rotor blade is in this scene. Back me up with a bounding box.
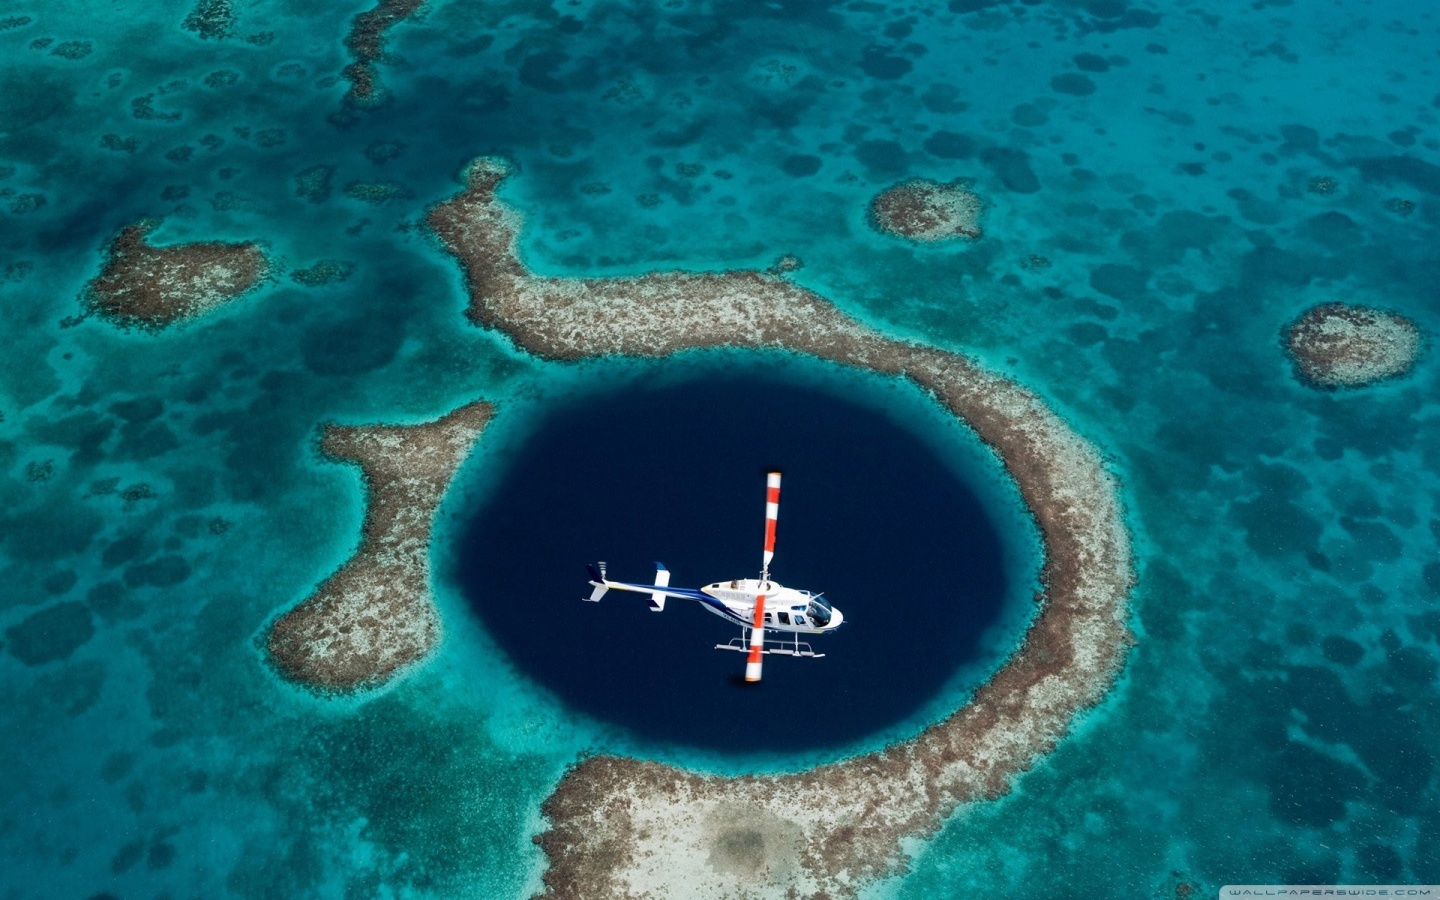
[748,472,781,682]
[762,471,781,578]
[745,593,766,683]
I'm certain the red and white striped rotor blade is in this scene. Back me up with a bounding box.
[747,472,780,683]
[745,592,766,682]
[762,471,781,576]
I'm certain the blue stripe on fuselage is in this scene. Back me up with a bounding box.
[608,582,749,626]
[687,591,750,626]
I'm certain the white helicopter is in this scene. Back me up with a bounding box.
[584,471,844,682]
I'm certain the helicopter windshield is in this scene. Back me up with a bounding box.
[806,596,832,626]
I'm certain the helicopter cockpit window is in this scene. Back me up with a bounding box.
[806,600,831,626]
[794,615,806,626]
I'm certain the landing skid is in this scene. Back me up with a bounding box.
[715,634,825,659]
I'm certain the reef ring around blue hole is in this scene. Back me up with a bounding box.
[449,355,1037,757]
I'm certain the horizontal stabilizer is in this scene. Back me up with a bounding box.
[649,563,670,611]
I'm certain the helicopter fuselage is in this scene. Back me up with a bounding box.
[586,571,844,635]
[698,578,843,634]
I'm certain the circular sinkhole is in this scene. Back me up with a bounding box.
[449,356,1038,757]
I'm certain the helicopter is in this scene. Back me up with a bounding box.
[584,471,844,682]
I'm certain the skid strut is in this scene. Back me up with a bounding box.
[716,631,824,659]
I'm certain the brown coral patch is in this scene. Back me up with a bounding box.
[426,158,1136,899]
[868,178,984,243]
[1285,302,1422,388]
[266,402,494,692]
[341,0,425,106]
[84,220,268,330]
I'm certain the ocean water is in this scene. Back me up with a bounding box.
[0,0,1437,896]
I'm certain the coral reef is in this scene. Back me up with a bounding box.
[426,159,1135,899]
[83,220,268,330]
[1285,302,1422,388]
[343,179,414,205]
[181,0,236,40]
[294,165,336,203]
[868,177,985,242]
[267,402,494,692]
[341,0,425,106]
[290,260,355,287]
[51,40,93,60]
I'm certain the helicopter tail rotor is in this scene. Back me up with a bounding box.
[584,562,608,602]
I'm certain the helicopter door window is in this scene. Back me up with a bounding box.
[777,612,790,625]
[763,612,773,624]
[794,615,806,626]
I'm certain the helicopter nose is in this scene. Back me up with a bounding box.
[826,608,844,630]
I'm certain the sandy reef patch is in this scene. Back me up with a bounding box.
[1285,302,1422,388]
[868,178,985,243]
[266,402,493,692]
[83,220,268,330]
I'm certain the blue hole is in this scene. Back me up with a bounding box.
[451,358,1034,758]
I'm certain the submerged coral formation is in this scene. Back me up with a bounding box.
[341,0,425,106]
[1285,302,1422,388]
[868,177,985,242]
[83,220,268,330]
[289,259,355,287]
[427,159,1135,899]
[181,0,235,40]
[266,402,493,692]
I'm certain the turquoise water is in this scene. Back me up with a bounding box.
[1,0,1438,896]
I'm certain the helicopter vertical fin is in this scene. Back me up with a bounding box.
[648,563,670,611]
[584,562,608,602]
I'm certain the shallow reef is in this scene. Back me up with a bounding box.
[868,177,985,243]
[423,158,1135,899]
[341,0,425,107]
[1285,302,1423,389]
[181,0,235,41]
[289,259,355,287]
[266,402,494,692]
[83,220,268,331]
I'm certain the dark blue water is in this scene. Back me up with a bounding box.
[453,363,1016,754]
